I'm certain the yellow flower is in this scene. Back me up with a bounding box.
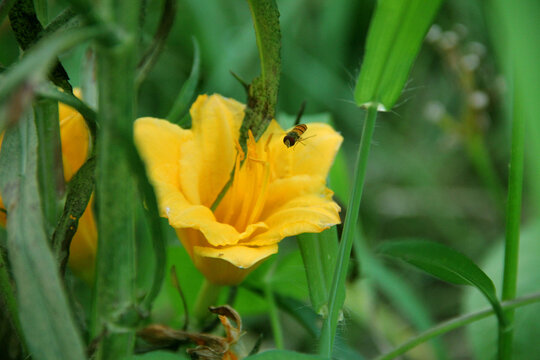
[0,90,97,283]
[135,94,342,285]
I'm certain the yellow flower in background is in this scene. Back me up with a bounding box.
[135,94,342,285]
[0,90,97,283]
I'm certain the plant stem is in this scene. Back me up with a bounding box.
[297,233,328,314]
[375,291,540,360]
[499,86,525,358]
[193,279,222,326]
[91,2,141,359]
[264,281,284,349]
[319,105,378,357]
[33,99,65,239]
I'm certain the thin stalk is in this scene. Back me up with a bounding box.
[33,99,65,238]
[297,233,328,314]
[264,282,284,349]
[375,291,540,360]
[319,105,378,357]
[193,279,222,326]
[499,87,525,358]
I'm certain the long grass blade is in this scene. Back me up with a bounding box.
[0,111,86,360]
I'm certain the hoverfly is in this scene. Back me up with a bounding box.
[283,124,308,148]
[283,101,314,148]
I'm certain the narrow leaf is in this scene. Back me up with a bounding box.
[0,25,105,106]
[0,111,86,360]
[354,0,442,110]
[166,38,201,126]
[378,240,506,325]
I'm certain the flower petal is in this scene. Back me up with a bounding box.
[248,190,341,246]
[134,117,192,192]
[159,182,240,246]
[59,96,90,181]
[192,244,278,285]
[260,121,343,180]
[190,94,245,207]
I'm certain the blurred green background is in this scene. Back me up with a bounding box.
[1,0,538,359]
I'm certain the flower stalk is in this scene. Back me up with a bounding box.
[193,279,223,326]
[499,85,525,358]
[319,105,378,357]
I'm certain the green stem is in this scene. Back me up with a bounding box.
[33,99,65,239]
[35,83,98,146]
[375,291,540,360]
[499,86,525,358]
[91,2,141,359]
[264,281,284,349]
[297,233,329,315]
[319,105,378,357]
[193,279,222,326]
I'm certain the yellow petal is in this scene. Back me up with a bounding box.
[134,117,192,192]
[248,191,341,246]
[59,89,90,181]
[261,121,343,180]
[190,94,245,207]
[192,244,278,285]
[158,182,241,246]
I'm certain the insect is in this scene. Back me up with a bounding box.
[283,123,308,148]
[283,101,314,148]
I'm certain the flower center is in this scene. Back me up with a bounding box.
[214,132,271,232]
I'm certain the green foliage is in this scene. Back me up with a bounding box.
[378,240,506,326]
[0,112,86,360]
[354,0,443,110]
[167,38,201,127]
[464,223,540,360]
[1,0,540,359]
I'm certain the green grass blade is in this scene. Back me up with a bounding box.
[319,106,378,357]
[377,240,506,327]
[375,291,540,360]
[166,38,201,126]
[0,111,86,360]
[354,0,442,110]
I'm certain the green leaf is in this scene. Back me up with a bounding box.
[354,0,442,110]
[52,156,95,275]
[465,223,540,359]
[245,350,327,360]
[0,25,106,113]
[167,38,201,127]
[0,111,86,360]
[378,240,506,325]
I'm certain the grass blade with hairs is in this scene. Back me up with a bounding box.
[354,0,443,110]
